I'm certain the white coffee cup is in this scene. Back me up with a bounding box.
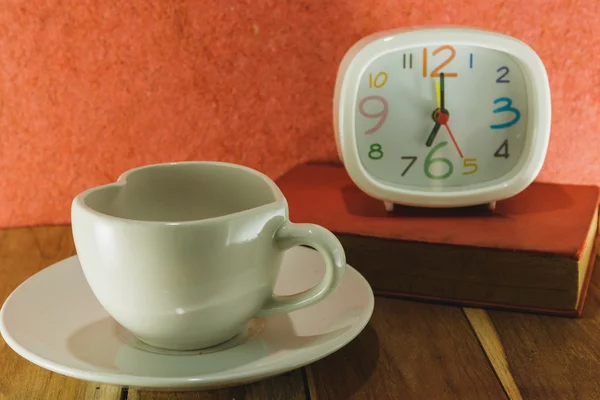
[71,161,346,351]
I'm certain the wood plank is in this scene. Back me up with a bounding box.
[128,369,307,399]
[305,297,507,400]
[488,255,600,399]
[0,226,123,400]
[463,308,523,400]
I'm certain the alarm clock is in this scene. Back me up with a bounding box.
[333,26,551,211]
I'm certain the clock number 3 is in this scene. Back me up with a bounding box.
[359,96,389,135]
[490,97,521,129]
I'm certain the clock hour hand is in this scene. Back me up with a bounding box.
[426,122,441,147]
[426,110,449,147]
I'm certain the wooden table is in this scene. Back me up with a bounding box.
[1,226,600,400]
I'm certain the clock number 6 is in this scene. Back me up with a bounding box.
[359,96,389,135]
[490,97,521,130]
[424,141,453,180]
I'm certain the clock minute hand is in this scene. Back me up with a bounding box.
[437,72,463,157]
[439,72,446,112]
[425,75,443,147]
[426,74,446,147]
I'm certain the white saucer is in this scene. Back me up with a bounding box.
[0,246,374,390]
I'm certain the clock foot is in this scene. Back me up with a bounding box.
[487,201,496,211]
[383,201,394,212]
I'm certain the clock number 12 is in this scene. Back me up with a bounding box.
[422,46,458,78]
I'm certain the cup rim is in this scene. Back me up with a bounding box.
[71,161,287,226]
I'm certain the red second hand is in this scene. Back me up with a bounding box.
[442,123,464,159]
[435,111,464,158]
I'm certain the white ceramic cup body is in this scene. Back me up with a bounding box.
[71,161,346,351]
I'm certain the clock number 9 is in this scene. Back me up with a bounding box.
[359,96,389,135]
[490,97,521,129]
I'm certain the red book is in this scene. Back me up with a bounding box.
[277,162,600,316]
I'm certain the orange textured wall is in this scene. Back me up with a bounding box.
[0,0,598,228]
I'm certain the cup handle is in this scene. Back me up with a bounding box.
[255,221,346,318]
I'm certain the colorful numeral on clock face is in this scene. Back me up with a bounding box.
[354,45,528,189]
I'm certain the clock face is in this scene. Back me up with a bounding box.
[354,44,529,190]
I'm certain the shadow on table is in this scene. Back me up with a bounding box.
[308,321,380,399]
